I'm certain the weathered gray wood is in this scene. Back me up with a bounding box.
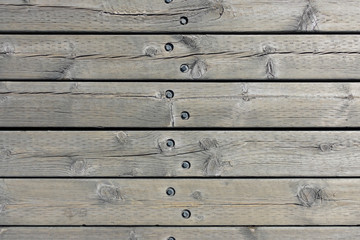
[1,227,360,240]
[0,82,359,127]
[0,179,359,225]
[0,0,359,32]
[2,131,360,177]
[2,35,360,79]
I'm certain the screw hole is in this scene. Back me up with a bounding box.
[168,237,176,240]
[166,139,175,148]
[165,0,173,3]
[165,90,174,99]
[180,16,188,25]
[180,64,189,73]
[166,187,176,196]
[182,161,191,169]
[181,111,190,120]
[182,209,191,219]
[165,43,174,52]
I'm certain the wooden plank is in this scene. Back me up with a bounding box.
[0,0,359,33]
[0,82,359,127]
[2,35,360,80]
[0,179,360,225]
[1,227,360,240]
[1,131,360,177]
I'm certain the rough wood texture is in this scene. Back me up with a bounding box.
[0,0,359,32]
[2,35,360,79]
[1,227,360,240]
[1,131,360,177]
[0,179,360,225]
[0,82,359,127]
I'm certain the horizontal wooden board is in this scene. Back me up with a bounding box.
[1,227,360,240]
[2,35,360,79]
[2,131,360,177]
[0,0,359,32]
[0,179,360,225]
[0,82,359,127]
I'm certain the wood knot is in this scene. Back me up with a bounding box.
[129,230,138,240]
[319,143,334,152]
[297,3,319,31]
[114,131,128,145]
[297,185,329,207]
[199,138,231,176]
[1,42,15,56]
[199,138,219,150]
[190,59,207,79]
[265,59,275,79]
[191,191,203,200]
[144,46,158,57]
[70,159,89,175]
[69,82,79,92]
[180,35,200,50]
[0,148,12,159]
[64,208,87,218]
[97,183,123,203]
[263,45,276,54]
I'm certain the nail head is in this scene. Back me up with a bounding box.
[166,187,176,196]
[180,64,189,73]
[182,161,191,169]
[166,139,175,148]
[180,16,188,25]
[165,43,174,52]
[182,209,191,219]
[181,111,190,120]
[165,90,174,99]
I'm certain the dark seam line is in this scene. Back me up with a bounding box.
[1,32,360,35]
[0,127,359,131]
[1,176,360,179]
[1,225,360,227]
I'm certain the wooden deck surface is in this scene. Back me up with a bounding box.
[1,0,360,239]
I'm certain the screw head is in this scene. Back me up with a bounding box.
[181,111,190,120]
[180,64,189,73]
[182,161,191,169]
[168,237,176,240]
[182,209,191,219]
[165,90,174,99]
[166,139,175,148]
[165,0,173,3]
[180,16,188,25]
[166,187,176,196]
[165,43,174,52]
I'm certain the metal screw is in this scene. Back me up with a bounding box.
[168,237,176,240]
[165,90,174,99]
[180,16,188,25]
[181,111,190,120]
[165,43,174,52]
[182,161,191,169]
[166,139,175,148]
[182,209,191,219]
[180,64,189,73]
[165,0,173,3]
[166,187,176,196]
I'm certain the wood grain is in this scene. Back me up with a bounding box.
[1,227,360,240]
[2,35,360,79]
[0,0,359,32]
[0,179,360,225]
[0,82,359,127]
[1,131,360,177]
